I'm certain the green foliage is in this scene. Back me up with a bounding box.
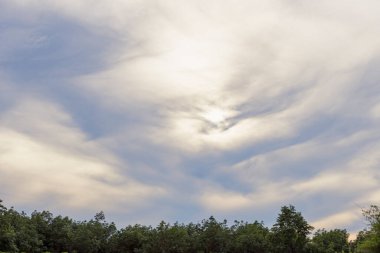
[230,220,270,253]
[0,202,41,252]
[356,205,380,253]
[150,221,191,253]
[109,224,151,253]
[197,216,230,253]
[270,205,314,253]
[71,212,116,253]
[1,199,378,253]
[31,210,53,251]
[311,228,349,253]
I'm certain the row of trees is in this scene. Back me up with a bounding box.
[0,200,379,253]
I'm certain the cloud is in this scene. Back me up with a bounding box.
[66,0,380,156]
[371,103,380,119]
[200,191,251,212]
[1,0,380,235]
[198,118,380,220]
[0,98,166,212]
[311,209,362,232]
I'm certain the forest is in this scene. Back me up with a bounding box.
[0,200,379,253]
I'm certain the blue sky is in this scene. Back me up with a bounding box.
[1,0,380,237]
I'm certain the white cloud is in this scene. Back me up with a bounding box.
[311,209,362,231]
[0,98,166,211]
[201,130,380,236]
[200,191,251,212]
[1,0,380,235]
[371,103,380,119]
[67,0,380,154]
[5,0,380,154]
[291,170,377,195]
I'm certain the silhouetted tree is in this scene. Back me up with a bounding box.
[270,205,314,253]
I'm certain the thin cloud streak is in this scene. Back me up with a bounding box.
[0,97,166,214]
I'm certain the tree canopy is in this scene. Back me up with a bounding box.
[0,200,378,253]
[354,205,380,253]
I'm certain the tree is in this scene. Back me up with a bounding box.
[31,210,53,252]
[311,229,349,253]
[356,205,380,253]
[49,215,74,252]
[72,212,116,253]
[0,201,42,253]
[147,221,191,253]
[198,216,230,253]
[109,224,152,253]
[13,210,42,252]
[230,220,269,253]
[270,205,314,253]
[0,200,18,252]
[184,222,203,253]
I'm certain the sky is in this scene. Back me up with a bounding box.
[1,0,380,237]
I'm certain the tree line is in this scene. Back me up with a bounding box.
[0,200,379,253]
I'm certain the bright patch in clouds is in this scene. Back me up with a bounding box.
[1,0,380,234]
[201,107,228,126]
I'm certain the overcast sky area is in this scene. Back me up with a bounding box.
[1,0,380,237]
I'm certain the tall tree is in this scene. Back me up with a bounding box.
[270,205,314,253]
[356,205,380,253]
[71,211,116,253]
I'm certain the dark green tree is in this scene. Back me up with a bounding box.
[0,200,18,252]
[8,199,380,253]
[270,205,314,253]
[184,222,203,253]
[230,220,269,253]
[13,211,42,252]
[0,205,42,252]
[30,210,53,252]
[356,205,380,253]
[148,221,191,253]
[72,211,116,253]
[311,228,349,253]
[198,216,230,253]
[49,215,74,252]
[109,224,151,253]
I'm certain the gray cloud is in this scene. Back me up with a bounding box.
[1,0,380,235]
[0,97,166,216]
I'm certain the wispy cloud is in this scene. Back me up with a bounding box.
[0,97,166,215]
[0,0,380,234]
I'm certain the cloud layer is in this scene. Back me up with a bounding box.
[1,0,380,234]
